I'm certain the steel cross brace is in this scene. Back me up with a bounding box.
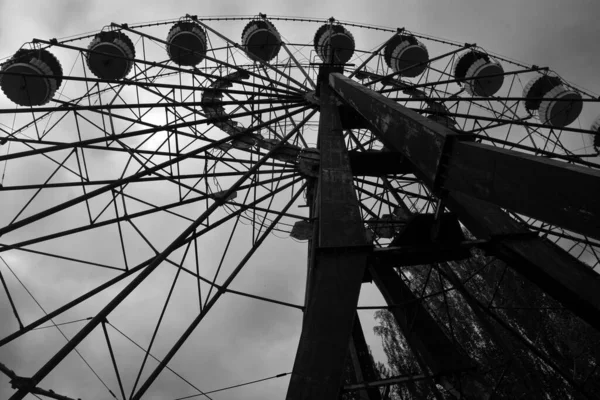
[286,67,371,399]
[328,72,600,331]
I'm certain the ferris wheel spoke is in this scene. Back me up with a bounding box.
[0,134,243,238]
[250,163,299,242]
[201,186,255,307]
[424,55,458,82]
[8,245,122,271]
[114,23,306,96]
[344,128,412,214]
[354,184,399,210]
[229,200,307,222]
[118,80,301,143]
[280,42,316,89]
[5,148,76,225]
[0,191,208,256]
[38,36,302,98]
[0,260,124,400]
[0,175,303,353]
[128,239,192,399]
[112,138,213,200]
[471,135,600,168]
[175,107,316,201]
[7,141,306,400]
[358,199,379,220]
[423,107,595,136]
[0,98,303,113]
[181,20,308,93]
[104,321,214,400]
[380,65,539,95]
[349,31,402,80]
[0,103,310,162]
[0,258,147,346]
[130,181,306,400]
[2,16,599,400]
[275,108,310,148]
[367,45,470,89]
[0,262,25,329]
[99,320,127,400]
[0,140,296,186]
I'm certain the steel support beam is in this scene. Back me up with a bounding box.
[348,313,383,400]
[370,264,488,399]
[329,72,600,241]
[447,192,600,331]
[286,67,370,400]
[348,150,412,176]
[329,73,600,331]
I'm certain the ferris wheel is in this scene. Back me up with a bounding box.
[0,14,599,400]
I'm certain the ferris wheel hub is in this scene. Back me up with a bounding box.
[303,90,320,105]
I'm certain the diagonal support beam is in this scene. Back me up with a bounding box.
[446,192,600,331]
[348,313,383,400]
[370,264,488,399]
[286,67,370,400]
[329,73,600,331]
[329,72,600,241]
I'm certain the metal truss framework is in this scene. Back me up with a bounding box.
[285,70,600,399]
[1,18,599,399]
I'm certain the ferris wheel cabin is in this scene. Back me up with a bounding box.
[0,48,62,106]
[86,30,135,80]
[314,23,355,64]
[384,34,429,77]
[242,19,282,62]
[454,50,504,96]
[522,75,583,127]
[166,20,208,66]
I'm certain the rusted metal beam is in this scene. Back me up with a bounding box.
[329,73,600,331]
[348,313,383,400]
[370,264,472,373]
[329,72,600,241]
[348,150,412,176]
[286,67,370,400]
[370,264,489,398]
[447,191,600,331]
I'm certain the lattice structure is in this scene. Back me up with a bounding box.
[0,14,599,400]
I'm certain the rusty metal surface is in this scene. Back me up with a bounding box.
[329,72,600,332]
[286,68,370,400]
[444,141,600,241]
[348,150,412,176]
[329,72,600,241]
[318,72,369,248]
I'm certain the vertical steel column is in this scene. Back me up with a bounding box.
[286,67,370,400]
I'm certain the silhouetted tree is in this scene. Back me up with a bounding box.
[373,246,600,399]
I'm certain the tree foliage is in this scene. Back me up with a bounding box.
[372,247,600,399]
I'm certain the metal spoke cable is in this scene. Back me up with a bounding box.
[105,321,215,400]
[0,257,119,399]
[173,372,291,400]
[32,317,92,331]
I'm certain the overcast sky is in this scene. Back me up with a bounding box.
[1,0,599,399]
